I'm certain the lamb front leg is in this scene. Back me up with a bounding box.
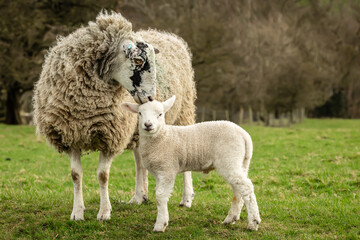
[69,149,85,220]
[97,152,113,220]
[129,147,149,204]
[153,173,176,232]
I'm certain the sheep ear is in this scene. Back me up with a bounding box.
[163,95,176,113]
[121,102,139,113]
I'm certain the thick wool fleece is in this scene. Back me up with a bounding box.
[138,29,196,124]
[33,12,196,155]
[126,29,197,149]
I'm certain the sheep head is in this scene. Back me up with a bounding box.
[121,95,176,136]
[112,37,159,104]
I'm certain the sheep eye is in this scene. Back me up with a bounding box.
[139,112,142,116]
[158,113,162,117]
[134,58,143,65]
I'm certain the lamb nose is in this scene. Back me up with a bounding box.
[144,122,152,128]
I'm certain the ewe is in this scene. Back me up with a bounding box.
[33,11,196,221]
[122,96,261,232]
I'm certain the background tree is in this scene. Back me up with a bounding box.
[116,0,360,121]
[1,0,360,124]
[0,0,117,124]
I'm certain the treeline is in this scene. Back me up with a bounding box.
[0,0,359,124]
[118,0,360,120]
[0,0,117,123]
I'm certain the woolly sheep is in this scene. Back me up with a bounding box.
[33,11,196,221]
[122,96,261,232]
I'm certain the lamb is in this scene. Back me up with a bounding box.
[33,11,196,221]
[122,96,261,232]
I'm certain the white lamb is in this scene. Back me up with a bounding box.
[121,96,261,232]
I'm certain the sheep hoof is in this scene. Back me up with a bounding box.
[222,215,239,224]
[128,194,148,205]
[70,206,85,221]
[97,208,111,221]
[179,193,194,208]
[247,219,260,231]
[153,222,168,232]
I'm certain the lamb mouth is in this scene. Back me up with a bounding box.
[144,127,153,132]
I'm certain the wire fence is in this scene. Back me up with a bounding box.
[196,106,306,127]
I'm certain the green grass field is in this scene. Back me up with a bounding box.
[0,119,359,239]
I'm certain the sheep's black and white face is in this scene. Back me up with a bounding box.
[112,39,158,104]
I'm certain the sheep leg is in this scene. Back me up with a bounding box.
[69,149,85,220]
[153,173,176,232]
[174,99,196,208]
[129,147,149,204]
[97,152,113,220]
[222,187,244,224]
[229,175,261,230]
[179,171,194,208]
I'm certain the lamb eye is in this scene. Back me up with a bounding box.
[134,58,143,65]
[139,112,142,116]
[158,113,162,117]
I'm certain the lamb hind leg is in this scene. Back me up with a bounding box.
[222,189,244,224]
[97,152,113,220]
[69,149,85,220]
[232,176,261,230]
[129,147,149,204]
[220,170,260,230]
[179,171,194,208]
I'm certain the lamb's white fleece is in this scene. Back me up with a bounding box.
[122,96,261,232]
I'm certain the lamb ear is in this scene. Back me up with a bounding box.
[121,102,139,113]
[163,95,176,113]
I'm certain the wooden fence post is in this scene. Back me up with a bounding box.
[279,112,286,127]
[225,110,229,121]
[239,107,244,124]
[290,109,297,124]
[248,106,253,124]
[300,108,305,123]
[201,107,206,122]
[267,112,274,126]
[212,110,217,121]
[254,111,259,123]
[260,102,267,124]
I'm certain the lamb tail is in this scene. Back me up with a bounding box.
[242,130,253,173]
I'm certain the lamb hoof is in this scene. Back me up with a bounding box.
[97,208,112,221]
[179,193,194,208]
[222,215,239,224]
[70,206,85,221]
[128,194,148,205]
[153,222,168,232]
[247,219,260,231]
